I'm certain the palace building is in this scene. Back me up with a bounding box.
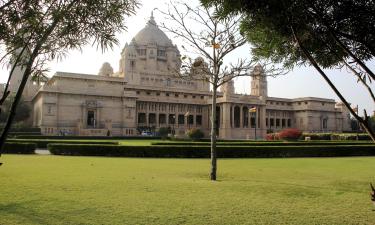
[6,15,352,139]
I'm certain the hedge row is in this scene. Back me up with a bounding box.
[151,141,372,146]
[15,135,161,140]
[2,142,36,154]
[48,143,375,158]
[7,139,119,148]
[301,133,371,140]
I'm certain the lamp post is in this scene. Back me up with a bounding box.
[185,111,190,130]
[249,107,257,140]
[172,115,176,135]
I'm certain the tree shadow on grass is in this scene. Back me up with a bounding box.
[0,201,52,224]
[0,200,100,224]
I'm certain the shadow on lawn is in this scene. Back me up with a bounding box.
[0,201,52,224]
[0,200,100,224]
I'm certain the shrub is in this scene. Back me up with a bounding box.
[151,141,371,146]
[266,133,279,141]
[2,142,36,154]
[48,143,375,158]
[278,128,302,141]
[6,139,119,148]
[331,133,371,141]
[186,128,204,141]
[157,127,169,139]
[15,135,162,140]
[301,133,331,140]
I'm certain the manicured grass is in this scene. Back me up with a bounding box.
[1,155,375,224]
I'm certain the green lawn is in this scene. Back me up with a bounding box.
[0,155,375,224]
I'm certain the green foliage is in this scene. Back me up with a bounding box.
[151,141,372,146]
[2,142,36,154]
[7,139,118,148]
[14,135,161,140]
[301,133,332,140]
[157,127,169,139]
[201,0,375,68]
[370,116,375,132]
[330,133,372,141]
[186,128,204,141]
[302,132,371,141]
[48,143,375,158]
[0,97,31,123]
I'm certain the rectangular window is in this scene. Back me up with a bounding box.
[287,119,291,127]
[168,114,175,124]
[159,114,166,124]
[282,119,286,127]
[149,113,156,124]
[87,110,95,126]
[137,49,146,56]
[270,118,274,127]
[178,115,185,125]
[157,49,166,57]
[188,115,194,125]
[138,113,146,124]
[196,115,202,125]
[276,118,280,127]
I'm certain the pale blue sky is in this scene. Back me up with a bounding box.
[1,0,373,115]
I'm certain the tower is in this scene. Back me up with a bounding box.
[250,64,267,97]
[118,13,181,86]
[221,79,235,98]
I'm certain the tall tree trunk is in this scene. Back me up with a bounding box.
[0,55,35,154]
[291,26,375,142]
[0,12,64,156]
[210,85,217,180]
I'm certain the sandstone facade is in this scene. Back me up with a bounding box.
[9,15,352,138]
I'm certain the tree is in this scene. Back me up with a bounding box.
[201,0,375,142]
[157,127,169,139]
[158,2,282,180]
[186,128,204,141]
[0,96,31,123]
[0,0,139,158]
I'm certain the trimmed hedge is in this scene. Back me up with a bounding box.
[302,133,371,140]
[15,135,162,140]
[330,133,372,140]
[48,143,375,158]
[6,139,119,148]
[151,141,373,146]
[2,142,36,154]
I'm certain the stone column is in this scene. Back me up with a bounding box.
[219,103,232,139]
[259,106,267,138]
[240,105,243,128]
[231,105,234,128]
[96,107,100,128]
[146,102,149,126]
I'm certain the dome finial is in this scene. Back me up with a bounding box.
[148,8,157,26]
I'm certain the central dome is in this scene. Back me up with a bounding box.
[133,14,173,47]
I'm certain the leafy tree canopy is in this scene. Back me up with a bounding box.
[201,0,375,70]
